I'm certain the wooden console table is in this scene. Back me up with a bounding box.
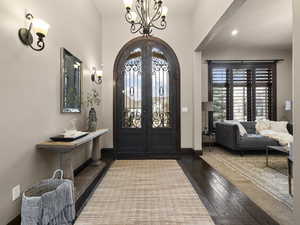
[36,129,109,182]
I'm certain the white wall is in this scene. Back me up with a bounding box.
[191,0,236,151]
[0,0,102,223]
[193,0,234,50]
[101,14,194,149]
[201,47,293,125]
[293,0,300,221]
[192,52,203,151]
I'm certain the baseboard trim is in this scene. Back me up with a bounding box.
[180,148,194,154]
[194,150,203,156]
[116,153,180,160]
[102,148,115,158]
[102,148,201,159]
[74,158,93,176]
[7,215,20,225]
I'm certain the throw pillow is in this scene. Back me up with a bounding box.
[256,119,271,133]
[270,121,289,133]
[224,120,247,136]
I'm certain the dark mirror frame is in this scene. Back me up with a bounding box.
[60,48,82,113]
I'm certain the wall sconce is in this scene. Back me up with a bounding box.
[91,66,103,85]
[18,13,50,51]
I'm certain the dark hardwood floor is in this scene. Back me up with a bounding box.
[178,154,280,225]
[73,150,280,225]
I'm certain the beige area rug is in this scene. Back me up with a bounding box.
[201,147,294,225]
[75,160,215,225]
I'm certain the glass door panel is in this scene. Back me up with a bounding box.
[122,48,142,128]
[152,48,171,128]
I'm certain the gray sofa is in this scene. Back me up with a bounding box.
[216,121,293,155]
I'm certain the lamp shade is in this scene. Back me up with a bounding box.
[161,6,168,17]
[96,70,103,78]
[202,101,213,112]
[130,11,138,22]
[207,101,213,112]
[123,0,133,9]
[32,18,50,36]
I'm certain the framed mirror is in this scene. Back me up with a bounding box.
[60,48,82,113]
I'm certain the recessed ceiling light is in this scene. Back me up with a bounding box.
[231,29,239,36]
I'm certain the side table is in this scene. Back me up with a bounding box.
[266,146,293,196]
[202,132,216,152]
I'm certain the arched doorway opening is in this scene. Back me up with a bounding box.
[113,36,180,157]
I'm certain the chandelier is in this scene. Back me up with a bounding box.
[123,0,168,35]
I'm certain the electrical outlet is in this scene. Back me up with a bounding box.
[12,185,21,201]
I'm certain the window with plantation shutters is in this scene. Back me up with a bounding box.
[255,67,274,120]
[232,68,249,121]
[208,61,277,128]
[211,68,228,123]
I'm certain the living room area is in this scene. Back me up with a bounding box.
[200,0,293,224]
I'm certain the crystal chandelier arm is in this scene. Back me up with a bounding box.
[152,0,163,21]
[125,10,142,26]
[131,23,144,34]
[151,19,167,30]
[135,1,147,25]
[152,10,162,23]
[147,0,151,22]
[138,0,147,25]
[125,12,133,24]
[149,5,162,25]
[153,0,159,10]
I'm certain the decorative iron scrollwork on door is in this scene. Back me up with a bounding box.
[122,48,142,128]
[152,112,170,128]
[123,110,142,128]
[152,48,171,128]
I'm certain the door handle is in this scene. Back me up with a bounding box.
[159,87,164,96]
[130,87,134,96]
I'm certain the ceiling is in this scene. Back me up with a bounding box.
[205,0,293,51]
[93,0,197,16]
[93,0,292,51]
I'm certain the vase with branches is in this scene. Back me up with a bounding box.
[86,89,101,131]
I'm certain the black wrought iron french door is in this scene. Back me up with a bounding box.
[114,37,180,156]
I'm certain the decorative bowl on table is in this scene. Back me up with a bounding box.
[50,130,89,142]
